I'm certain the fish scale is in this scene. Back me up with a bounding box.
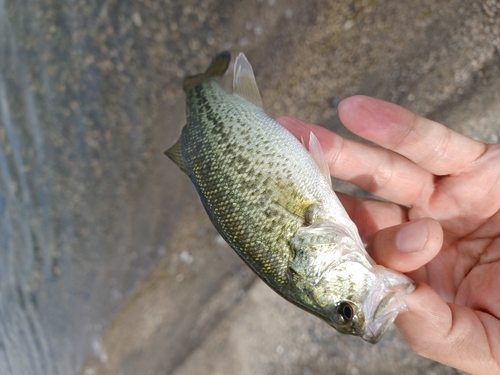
[166,51,415,343]
[183,81,312,287]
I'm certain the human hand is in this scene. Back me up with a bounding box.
[277,96,500,375]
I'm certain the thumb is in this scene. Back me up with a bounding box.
[396,283,500,374]
[368,218,443,273]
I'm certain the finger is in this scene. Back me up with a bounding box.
[367,218,443,273]
[277,116,434,206]
[397,283,500,374]
[338,96,487,176]
[336,193,408,243]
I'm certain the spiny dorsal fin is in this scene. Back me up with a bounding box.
[308,132,332,188]
[233,53,263,108]
[183,51,231,92]
[164,137,187,174]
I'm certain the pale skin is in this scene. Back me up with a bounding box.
[277,95,500,375]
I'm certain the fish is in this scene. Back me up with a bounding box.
[165,51,415,343]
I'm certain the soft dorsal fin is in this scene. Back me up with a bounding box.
[183,51,231,92]
[233,53,263,108]
[308,132,332,188]
[164,137,187,174]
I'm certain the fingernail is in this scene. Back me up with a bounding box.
[396,220,428,253]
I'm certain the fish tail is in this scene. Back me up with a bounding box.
[183,51,231,92]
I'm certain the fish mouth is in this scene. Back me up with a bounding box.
[362,266,415,344]
[362,292,405,343]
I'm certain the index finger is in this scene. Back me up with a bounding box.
[339,96,487,176]
[276,116,434,206]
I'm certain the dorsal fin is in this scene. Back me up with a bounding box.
[164,137,187,174]
[183,51,231,92]
[233,53,263,108]
[308,132,332,188]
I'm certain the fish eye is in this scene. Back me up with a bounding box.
[333,301,356,325]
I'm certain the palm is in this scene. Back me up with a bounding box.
[412,151,500,311]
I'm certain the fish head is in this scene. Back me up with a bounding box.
[316,257,414,343]
[291,222,415,343]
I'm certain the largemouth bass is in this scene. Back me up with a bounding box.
[166,51,414,343]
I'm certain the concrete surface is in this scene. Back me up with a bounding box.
[1,0,499,374]
[82,1,499,374]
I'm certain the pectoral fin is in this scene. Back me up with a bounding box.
[233,53,263,108]
[265,176,316,224]
[164,138,187,174]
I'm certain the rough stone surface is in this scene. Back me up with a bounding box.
[82,1,497,374]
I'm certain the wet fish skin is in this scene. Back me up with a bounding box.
[166,52,414,343]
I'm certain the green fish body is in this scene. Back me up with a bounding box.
[166,52,414,343]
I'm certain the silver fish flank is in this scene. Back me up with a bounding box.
[166,51,415,343]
